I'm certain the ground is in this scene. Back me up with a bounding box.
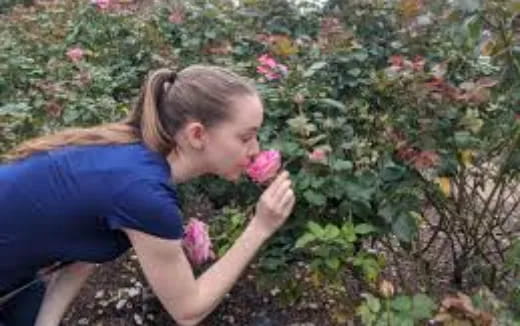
[62,251,352,326]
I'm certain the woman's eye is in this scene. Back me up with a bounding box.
[240,135,254,143]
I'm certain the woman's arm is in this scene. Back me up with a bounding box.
[126,171,295,326]
[34,262,96,326]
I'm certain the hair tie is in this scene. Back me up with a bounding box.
[163,71,177,92]
[168,71,177,84]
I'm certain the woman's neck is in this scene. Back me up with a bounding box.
[166,148,208,184]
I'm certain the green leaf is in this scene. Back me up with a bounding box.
[391,295,412,312]
[307,221,324,237]
[355,223,377,235]
[326,257,340,270]
[324,224,341,239]
[356,304,376,325]
[348,68,362,77]
[341,223,357,242]
[304,61,327,77]
[456,0,482,12]
[294,233,316,249]
[391,212,418,243]
[381,165,406,182]
[331,159,353,171]
[353,51,368,62]
[394,315,414,326]
[318,98,346,111]
[310,177,325,189]
[0,103,32,117]
[509,1,520,13]
[304,190,327,206]
[366,294,381,313]
[411,293,435,319]
[454,131,478,148]
[463,15,483,48]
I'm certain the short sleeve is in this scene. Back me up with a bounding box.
[106,179,185,240]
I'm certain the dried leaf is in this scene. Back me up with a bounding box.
[435,177,451,197]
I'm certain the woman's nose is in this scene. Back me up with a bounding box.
[249,137,260,158]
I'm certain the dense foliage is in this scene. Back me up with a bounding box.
[1,0,519,324]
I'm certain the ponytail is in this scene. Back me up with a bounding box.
[135,68,177,155]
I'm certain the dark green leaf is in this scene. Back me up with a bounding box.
[391,295,412,312]
[304,190,327,206]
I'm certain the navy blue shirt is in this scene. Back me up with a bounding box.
[0,143,184,291]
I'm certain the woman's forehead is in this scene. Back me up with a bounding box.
[229,95,264,126]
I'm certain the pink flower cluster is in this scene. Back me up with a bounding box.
[66,47,84,62]
[90,0,110,10]
[168,9,184,24]
[246,150,282,184]
[257,54,288,81]
[308,148,328,163]
[387,54,425,75]
[182,218,215,266]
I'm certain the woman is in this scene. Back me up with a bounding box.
[0,65,295,326]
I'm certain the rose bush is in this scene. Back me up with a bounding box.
[1,0,519,323]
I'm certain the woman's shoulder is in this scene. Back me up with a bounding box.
[52,142,171,180]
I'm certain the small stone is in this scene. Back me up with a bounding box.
[116,299,127,310]
[128,287,140,297]
[134,313,143,325]
[270,287,281,296]
[308,303,319,309]
[78,318,89,325]
[95,290,105,299]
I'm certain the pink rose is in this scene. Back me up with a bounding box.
[256,54,289,81]
[183,218,215,266]
[246,150,282,184]
[258,54,277,69]
[91,0,110,10]
[388,55,404,68]
[256,65,273,75]
[265,71,281,81]
[308,148,327,162]
[66,47,84,62]
[168,9,184,24]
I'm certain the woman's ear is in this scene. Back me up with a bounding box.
[184,121,207,150]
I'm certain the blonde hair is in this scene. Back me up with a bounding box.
[4,65,257,161]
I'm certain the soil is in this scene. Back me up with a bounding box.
[62,251,356,326]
